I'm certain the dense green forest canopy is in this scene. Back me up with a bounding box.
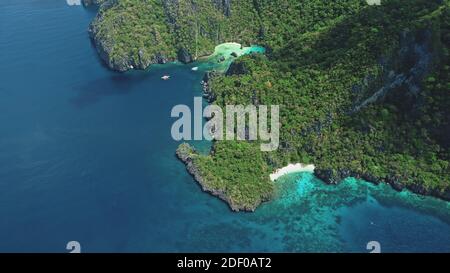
[89,0,450,210]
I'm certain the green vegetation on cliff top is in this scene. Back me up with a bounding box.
[90,0,450,211]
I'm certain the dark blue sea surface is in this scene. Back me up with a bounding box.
[0,1,449,253]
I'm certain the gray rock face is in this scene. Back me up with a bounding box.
[153,52,169,64]
[87,0,177,72]
[177,48,193,64]
[314,167,450,202]
[350,29,433,114]
[81,0,107,7]
[86,0,131,71]
[201,71,220,102]
[326,28,450,201]
[162,0,179,25]
[226,61,248,76]
[314,169,345,185]
[213,0,232,17]
[86,0,239,71]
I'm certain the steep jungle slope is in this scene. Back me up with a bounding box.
[88,0,450,211]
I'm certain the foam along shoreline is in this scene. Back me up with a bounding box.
[270,163,316,181]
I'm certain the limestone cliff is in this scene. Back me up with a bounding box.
[86,0,259,72]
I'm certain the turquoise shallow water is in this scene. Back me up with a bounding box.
[0,1,449,253]
[197,42,266,72]
[263,173,450,252]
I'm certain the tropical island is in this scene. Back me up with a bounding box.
[84,0,450,211]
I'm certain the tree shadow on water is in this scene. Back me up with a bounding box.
[69,73,151,108]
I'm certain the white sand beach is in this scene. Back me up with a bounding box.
[269,163,315,181]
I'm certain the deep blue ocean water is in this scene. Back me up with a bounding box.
[0,1,449,253]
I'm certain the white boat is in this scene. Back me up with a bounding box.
[191,66,199,71]
[161,75,170,80]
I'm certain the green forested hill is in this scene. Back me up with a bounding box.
[87,0,367,71]
[88,0,450,211]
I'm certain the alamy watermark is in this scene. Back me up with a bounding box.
[171,97,280,152]
[66,241,81,253]
[366,241,381,253]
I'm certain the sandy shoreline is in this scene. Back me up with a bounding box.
[270,163,316,181]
